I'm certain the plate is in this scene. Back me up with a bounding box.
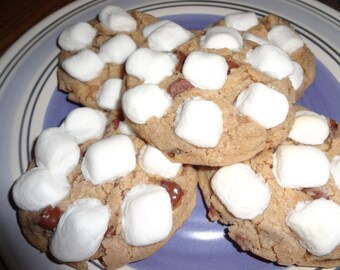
[0,0,339,270]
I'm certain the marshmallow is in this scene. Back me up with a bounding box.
[35,127,80,175]
[286,198,340,256]
[58,22,96,51]
[50,198,110,262]
[139,145,182,178]
[235,83,289,129]
[126,48,178,84]
[289,61,304,90]
[243,32,270,45]
[211,163,271,219]
[330,156,340,190]
[61,107,107,143]
[175,98,223,147]
[246,44,294,80]
[224,12,259,31]
[143,20,170,37]
[96,78,123,111]
[81,134,136,185]
[268,25,304,54]
[98,34,137,64]
[62,49,105,82]
[98,5,137,32]
[147,21,193,52]
[182,51,228,90]
[121,184,172,246]
[122,83,172,124]
[12,167,70,211]
[273,145,330,188]
[288,110,329,145]
[118,120,136,136]
[201,26,243,51]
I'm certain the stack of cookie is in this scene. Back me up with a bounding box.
[12,5,340,270]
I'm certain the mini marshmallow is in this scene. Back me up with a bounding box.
[224,12,259,31]
[246,44,294,80]
[12,167,70,211]
[61,107,107,143]
[121,184,172,246]
[268,25,304,54]
[175,98,223,147]
[139,145,182,178]
[273,144,330,188]
[50,198,110,262]
[286,198,340,256]
[62,49,105,82]
[118,120,136,136]
[35,127,80,175]
[330,156,340,190]
[235,83,289,129]
[211,163,271,219]
[289,61,304,90]
[243,32,270,45]
[182,51,228,90]
[96,78,123,111]
[98,34,137,64]
[143,20,170,38]
[122,83,172,124]
[58,22,96,51]
[81,134,136,185]
[288,110,329,145]
[147,21,193,52]
[98,5,137,32]
[126,48,178,84]
[201,26,243,51]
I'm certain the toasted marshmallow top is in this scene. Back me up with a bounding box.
[126,48,178,84]
[121,184,172,246]
[81,134,136,185]
[143,20,170,38]
[118,120,136,136]
[58,22,96,51]
[211,163,271,219]
[174,98,223,147]
[182,51,228,90]
[286,198,340,256]
[289,61,304,91]
[330,156,340,190]
[96,78,123,111]
[12,167,70,211]
[224,12,259,31]
[243,32,270,45]
[98,5,137,32]
[147,21,193,52]
[61,107,107,143]
[235,83,289,129]
[122,83,172,124]
[201,26,243,51]
[139,145,182,178]
[273,145,330,188]
[288,110,329,145]
[35,127,80,175]
[62,49,105,82]
[246,44,294,80]
[268,25,304,54]
[50,198,110,262]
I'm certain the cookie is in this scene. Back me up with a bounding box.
[12,107,197,270]
[198,106,340,267]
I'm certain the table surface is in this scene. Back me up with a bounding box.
[1,0,339,57]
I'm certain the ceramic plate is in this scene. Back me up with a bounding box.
[0,0,339,269]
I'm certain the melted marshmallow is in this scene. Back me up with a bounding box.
[96,78,123,111]
[182,51,228,90]
[243,32,270,45]
[211,163,271,219]
[12,167,70,211]
[98,5,137,32]
[235,83,289,129]
[143,20,170,38]
[288,110,329,145]
[58,22,96,51]
[289,61,304,90]
[118,121,136,136]
[81,134,136,185]
[330,156,340,190]
[224,12,259,31]
[286,198,340,256]
[139,145,182,178]
[268,25,304,54]
[50,198,110,262]
[273,144,330,188]
[175,98,223,147]
[122,83,172,124]
[121,184,172,246]
[201,26,243,51]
